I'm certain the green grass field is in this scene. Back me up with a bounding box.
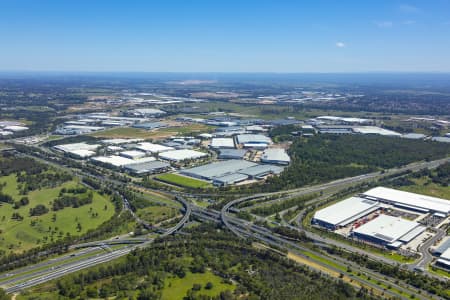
[398,177,450,200]
[156,173,212,189]
[136,205,179,225]
[0,174,114,253]
[161,271,235,300]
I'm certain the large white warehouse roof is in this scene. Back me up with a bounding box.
[54,142,100,152]
[313,197,379,227]
[236,134,272,145]
[363,187,450,215]
[136,142,174,153]
[210,138,235,149]
[353,214,421,244]
[159,149,207,162]
[261,148,290,165]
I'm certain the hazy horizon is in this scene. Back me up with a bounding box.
[1,1,450,72]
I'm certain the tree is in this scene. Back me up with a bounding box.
[205,282,214,290]
[0,288,10,300]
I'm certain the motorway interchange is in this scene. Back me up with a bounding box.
[0,148,449,299]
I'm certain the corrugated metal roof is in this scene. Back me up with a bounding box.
[363,187,450,215]
[238,164,284,177]
[353,215,420,243]
[181,160,256,179]
[261,148,290,164]
[313,197,379,226]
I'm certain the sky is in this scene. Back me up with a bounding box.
[0,0,450,72]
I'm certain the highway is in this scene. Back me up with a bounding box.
[1,193,191,293]
[2,147,448,296]
[193,207,437,300]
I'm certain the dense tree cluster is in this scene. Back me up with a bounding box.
[325,247,450,298]
[46,224,376,300]
[262,135,450,191]
[29,204,49,216]
[52,192,93,211]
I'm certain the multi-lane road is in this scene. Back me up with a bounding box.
[2,147,449,296]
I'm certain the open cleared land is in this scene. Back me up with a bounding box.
[90,124,212,140]
[155,173,212,189]
[398,177,450,200]
[0,174,114,253]
[137,205,179,225]
[161,271,235,300]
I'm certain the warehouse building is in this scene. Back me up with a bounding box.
[53,142,100,159]
[351,215,425,246]
[218,149,247,160]
[352,126,401,136]
[158,149,208,162]
[136,142,174,154]
[131,108,166,117]
[235,134,272,146]
[312,197,380,230]
[362,187,450,216]
[91,155,155,168]
[210,138,235,149]
[436,248,450,269]
[212,173,249,186]
[181,160,284,186]
[402,133,426,140]
[238,164,284,179]
[119,150,147,160]
[260,148,290,165]
[181,160,257,181]
[124,160,171,175]
[434,238,450,256]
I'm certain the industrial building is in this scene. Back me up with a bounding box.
[431,136,450,143]
[124,160,171,175]
[119,150,146,160]
[238,164,283,179]
[131,108,166,117]
[212,173,249,186]
[436,248,450,269]
[352,126,402,136]
[351,215,425,246]
[181,160,257,180]
[362,187,450,216]
[402,133,427,140]
[260,148,290,165]
[218,149,247,159]
[158,149,208,162]
[53,142,100,159]
[55,125,105,135]
[91,155,155,168]
[180,160,284,186]
[135,142,174,154]
[235,134,272,148]
[210,138,235,149]
[312,197,380,230]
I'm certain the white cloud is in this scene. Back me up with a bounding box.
[374,21,393,28]
[335,42,346,48]
[399,4,420,13]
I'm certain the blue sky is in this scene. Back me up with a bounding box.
[0,0,449,72]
